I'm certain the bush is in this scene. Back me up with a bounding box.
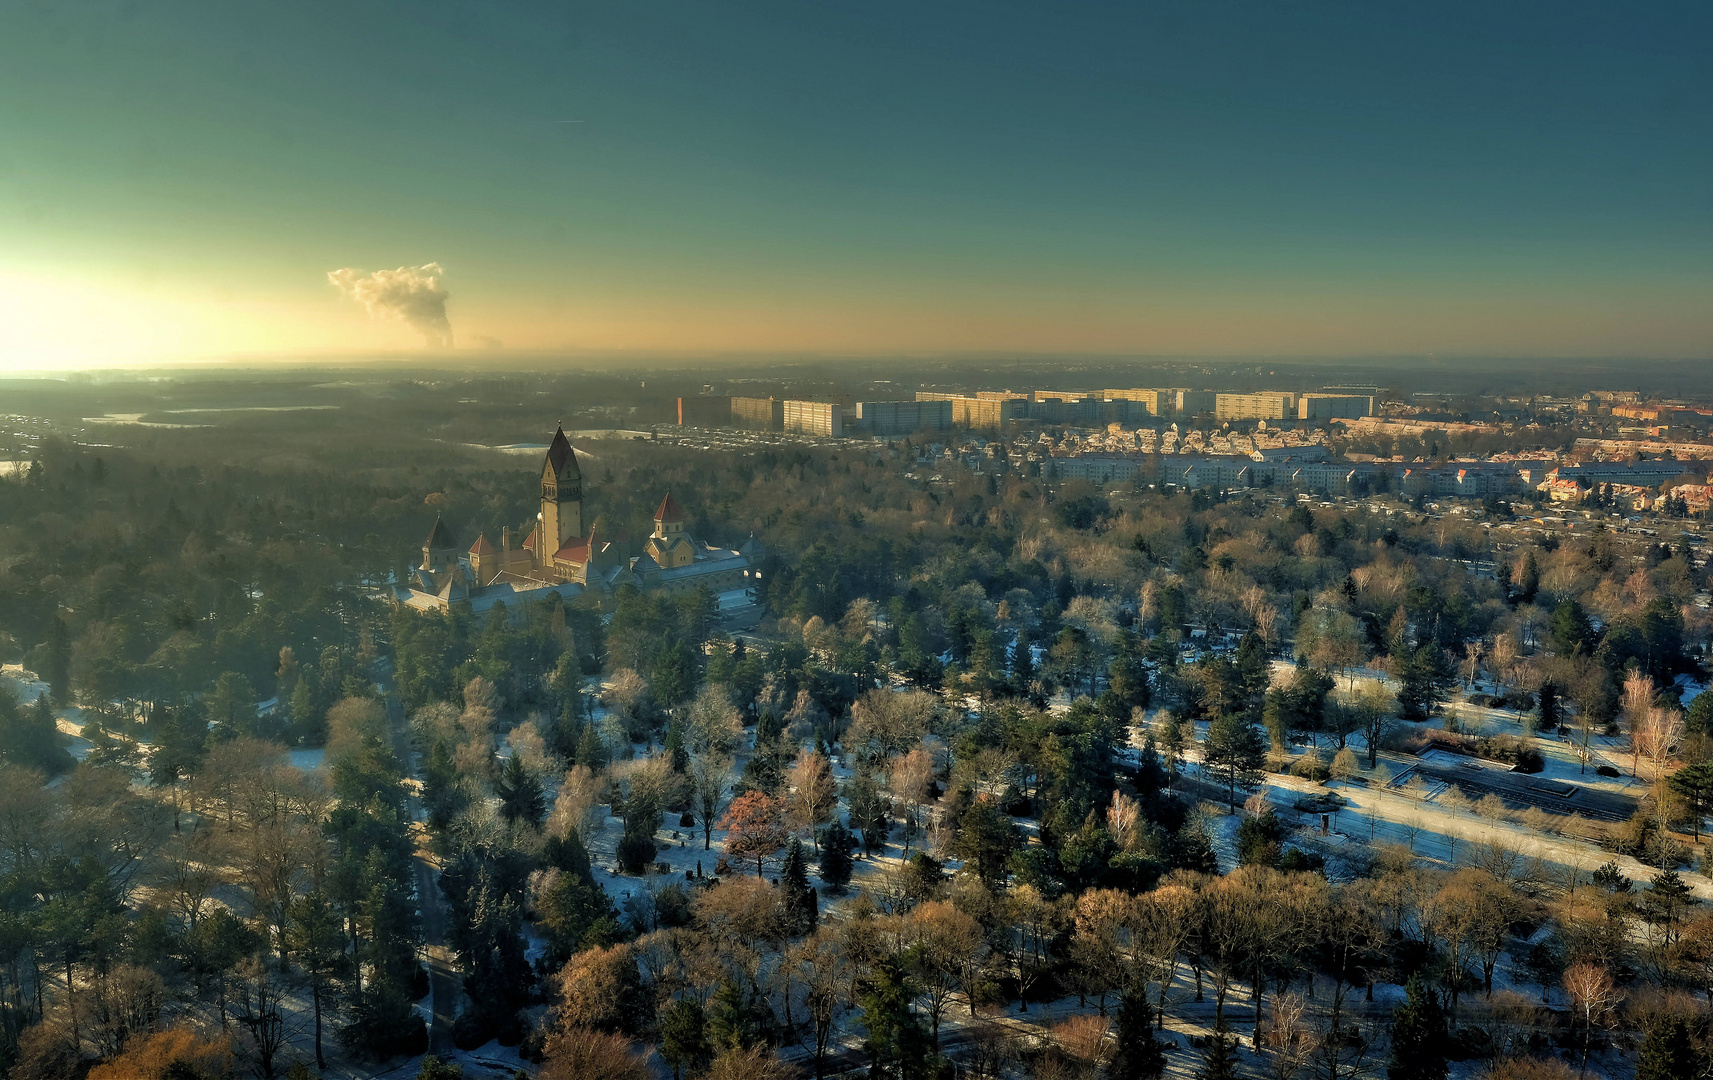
[1596,765,1621,777]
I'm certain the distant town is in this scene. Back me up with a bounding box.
[666,386,1713,516]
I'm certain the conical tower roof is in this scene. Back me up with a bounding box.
[424,515,457,550]
[545,424,580,479]
[654,491,685,523]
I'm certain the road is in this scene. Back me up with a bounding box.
[384,689,459,1057]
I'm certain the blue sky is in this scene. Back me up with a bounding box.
[1,1,1709,364]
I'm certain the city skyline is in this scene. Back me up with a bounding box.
[2,2,1710,369]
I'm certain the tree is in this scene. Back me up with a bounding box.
[660,998,712,1080]
[718,791,790,876]
[1387,974,1448,1080]
[1196,1020,1240,1080]
[288,891,350,1069]
[1562,962,1619,1074]
[495,752,546,828]
[857,957,934,1079]
[1669,761,1713,840]
[706,1046,801,1080]
[1396,645,1452,722]
[1204,710,1265,813]
[232,954,289,1079]
[688,745,735,852]
[1107,990,1167,1080]
[905,900,984,1044]
[1355,680,1396,768]
[787,747,838,852]
[1636,1014,1695,1080]
[541,1027,652,1080]
[779,839,819,936]
[818,820,856,892]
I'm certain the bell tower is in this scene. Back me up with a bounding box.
[538,424,583,563]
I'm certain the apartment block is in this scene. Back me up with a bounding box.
[782,400,844,437]
[1297,394,1374,420]
[1103,389,1171,416]
[853,400,953,435]
[731,396,785,431]
[677,395,731,426]
[1215,392,1297,421]
[1173,390,1218,417]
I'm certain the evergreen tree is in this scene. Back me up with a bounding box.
[1203,710,1265,813]
[707,977,761,1052]
[857,958,933,1080]
[1395,644,1452,722]
[1387,974,1448,1080]
[1536,681,1560,731]
[1107,990,1167,1080]
[288,891,351,1069]
[661,997,712,1080]
[574,719,607,771]
[818,820,856,891]
[495,752,546,828]
[1011,626,1035,689]
[42,614,70,707]
[664,716,688,772]
[1195,1021,1239,1080]
[779,839,819,935]
[0,686,74,776]
[1637,1014,1695,1080]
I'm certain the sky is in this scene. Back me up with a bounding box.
[1,1,1710,368]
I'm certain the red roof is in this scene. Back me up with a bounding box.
[521,527,537,551]
[654,492,684,523]
[554,541,590,563]
[469,533,496,556]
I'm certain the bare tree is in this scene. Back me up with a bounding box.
[1621,671,1655,778]
[1562,961,1620,1074]
[889,747,934,855]
[231,955,289,1079]
[786,747,838,853]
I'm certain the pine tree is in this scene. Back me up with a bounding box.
[1637,1014,1694,1080]
[1108,990,1167,1080]
[660,997,711,1080]
[495,753,545,828]
[1203,710,1265,813]
[1387,974,1448,1080]
[574,719,606,771]
[1195,1021,1239,1080]
[779,839,819,935]
[818,820,856,891]
[857,958,933,1079]
[665,716,688,772]
[707,977,760,1052]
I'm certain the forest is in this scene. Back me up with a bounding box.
[3,381,1713,1080]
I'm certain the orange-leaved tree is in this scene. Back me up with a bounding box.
[718,791,789,876]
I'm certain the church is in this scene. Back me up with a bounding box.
[395,424,763,616]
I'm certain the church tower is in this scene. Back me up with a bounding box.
[537,424,582,567]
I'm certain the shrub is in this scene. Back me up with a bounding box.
[616,832,658,874]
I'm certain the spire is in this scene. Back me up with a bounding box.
[469,533,496,556]
[424,515,456,550]
[545,423,580,480]
[654,491,685,524]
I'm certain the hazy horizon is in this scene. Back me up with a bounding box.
[3,3,1709,368]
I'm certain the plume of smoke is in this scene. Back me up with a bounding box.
[327,262,452,346]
